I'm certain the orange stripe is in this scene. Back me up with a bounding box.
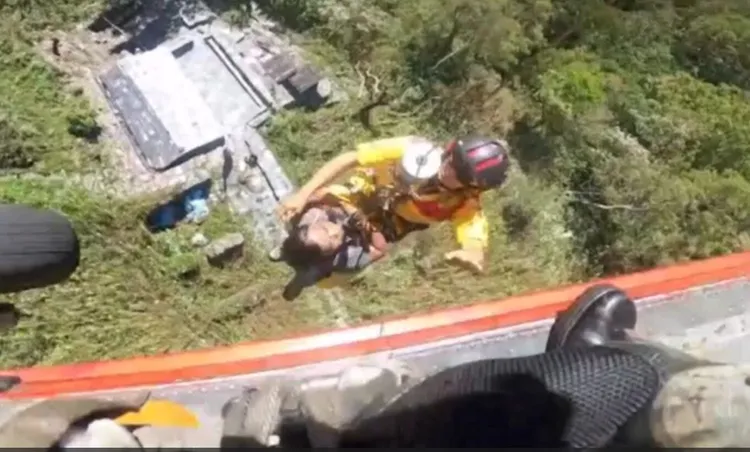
[4,251,750,399]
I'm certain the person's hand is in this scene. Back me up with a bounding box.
[370,231,389,252]
[444,249,485,274]
[276,192,308,223]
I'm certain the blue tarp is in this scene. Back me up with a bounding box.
[149,185,211,230]
[184,188,210,223]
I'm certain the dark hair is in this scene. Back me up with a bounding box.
[280,224,325,268]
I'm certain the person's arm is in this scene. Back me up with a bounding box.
[295,152,360,203]
[367,231,389,261]
[299,135,412,199]
[308,170,377,206]
[445,199,489,274]
[278,138,414,224]
[306,187,337,206]
[307,188,354,212]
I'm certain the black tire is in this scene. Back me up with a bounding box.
[0,204,80,294]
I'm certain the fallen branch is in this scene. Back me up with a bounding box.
[352,61,389,131]
[354,61,367,98]
[429,42,469,72]
[565,190,649,211]
[354,61,383,99]
[571,198,649,211]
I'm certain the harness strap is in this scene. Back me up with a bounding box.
[377,194,429,242]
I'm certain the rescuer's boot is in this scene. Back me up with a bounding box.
[546,284,637,351]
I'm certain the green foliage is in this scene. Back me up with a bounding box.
[253,0,325,31]
[675,13,750,89]
[557,1,679,75]
[620,74,750,178]
[535,52,608,134]
[0,115,40,169]
[0,15,102,171]
[0,0,102,31]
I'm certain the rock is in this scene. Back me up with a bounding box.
[317,78,332,99]
[245,174,265,193]
[205,233,245,267]
[191,232,209,247]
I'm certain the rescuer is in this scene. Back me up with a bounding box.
[276,135,511,274]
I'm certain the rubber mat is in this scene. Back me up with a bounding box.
[340,346,660,447]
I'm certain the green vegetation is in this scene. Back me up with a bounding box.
[0,178,332,367]
[0,1,102,171]
[3,0,750,366]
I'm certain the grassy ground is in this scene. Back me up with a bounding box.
[0,1,579,368]
[0,177,336,367]
[0,1,340,368]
